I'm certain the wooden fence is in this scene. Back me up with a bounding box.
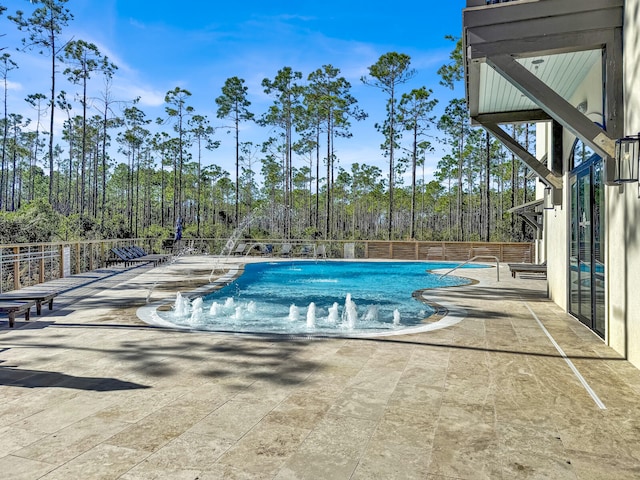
[364,241,533,262]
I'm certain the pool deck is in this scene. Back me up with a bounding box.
[1,256,640,479]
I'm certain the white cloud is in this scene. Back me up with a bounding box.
[117,84,165,107]
[5,80,22,92]
[128,18,147,30]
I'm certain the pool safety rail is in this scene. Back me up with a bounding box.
[439,255,501,282]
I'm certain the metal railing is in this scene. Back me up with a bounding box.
[439,255,501,282]
[0,238,157,293]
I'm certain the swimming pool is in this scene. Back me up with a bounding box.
[143,261,474,336]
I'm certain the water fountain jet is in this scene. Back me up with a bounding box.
[288,304,301,322]
[306,303,316,329]
[393,309,401,326]
[327,302,340,323]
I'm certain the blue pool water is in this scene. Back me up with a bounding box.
[154,261,474,335]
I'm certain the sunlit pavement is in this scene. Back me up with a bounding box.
[1,256,639,479]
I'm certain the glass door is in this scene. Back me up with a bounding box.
[570,159,605,338]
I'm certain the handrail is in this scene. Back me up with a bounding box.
[439,255,500,282]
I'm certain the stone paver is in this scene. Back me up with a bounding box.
[1,256,639,479]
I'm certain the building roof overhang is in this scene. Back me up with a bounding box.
[463,0,624,177]
[507,198,543,214]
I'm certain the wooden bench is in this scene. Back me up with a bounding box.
[0,291,58,315]
[0,300,36,328]
[508,263,547,278]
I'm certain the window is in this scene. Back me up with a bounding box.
[571,138,597,170]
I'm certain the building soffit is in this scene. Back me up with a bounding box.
[463,0,624,179]
[486,54,616,160]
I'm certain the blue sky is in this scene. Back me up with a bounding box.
[3,0,467,182]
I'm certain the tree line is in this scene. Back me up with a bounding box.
[0,1,536,245]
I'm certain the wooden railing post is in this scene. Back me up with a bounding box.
[59,245,64,278]
[75,242,81,274]
[39,245,45,283]
[13,246,20,290]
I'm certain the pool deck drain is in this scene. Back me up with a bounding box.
[1,256,640,479]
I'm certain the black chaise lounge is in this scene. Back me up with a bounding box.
[109,247,170,267]
[128,246,171,264]
[280,244,292,257]
[109,247,156,267]
[508,262,547,278]
[232,243,248,255]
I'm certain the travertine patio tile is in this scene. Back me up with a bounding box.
[352,442,432,480]
[120,466,202,480]
[216,422,310,476]
[368,406,439,448]
[328,386,390,421]
[38,443,148,479]
[292,413,377,459]
[0,425,45,457]
[14,414,129,464]
[274,451,359,480]
[187,399,274,441]
[386,382,444,412]
[396,363,448,387]
[347,366,404,394]
[200,464,273,479]
[0,454,56,479]
[427,441,504,480]
[134,431,233,471]
[93,387,193,423]
[567,449,640,480]
[0,387,78,427]
[265,391,333,429]
[12,392,117,434]
[500,449,577,479]
[105,402,209,453]
[2,258,640,479]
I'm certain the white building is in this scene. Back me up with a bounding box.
[463,0,640,366]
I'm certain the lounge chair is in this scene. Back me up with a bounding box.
[131,245,171,263]
[262,244,274,256]
[280,244,292,257]
[109,247,158,267]
[299,245,313,257]
[232,243,248,255]
[161,238,174,251]
[508,261,547,278]
[315,245,327,259]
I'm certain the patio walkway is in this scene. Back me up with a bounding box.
[1,257,639,479]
